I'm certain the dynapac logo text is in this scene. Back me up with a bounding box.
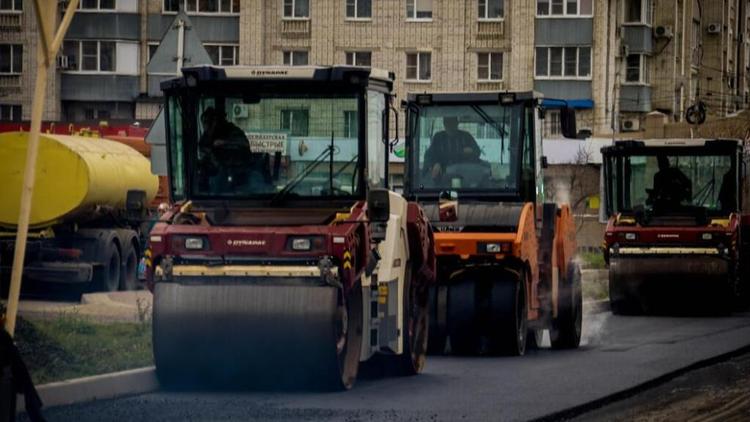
[226,239,266,246]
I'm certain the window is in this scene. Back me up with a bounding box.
[148,42,159,63]
[0,0,23,11]
[625,54,649,83]
[205,44,239,66]
[283,50,309,66]
[545,110,562,136]
[345,51,372,66]
[62,40,115,72]
[0,44,22,74]
[163,0,239,13]
[406,0,432,20]
[346,0,371,19]
[477,52,503,81]
[283,0,309,18]
[624,0,650,24]
[0,104,21,122]
[406,52,431,81]
[280,109,309,136]
[478,0,503,20]
[537,0,592,16]
[535,46,591,78]
[79,0,115,10]
[344,110,358,137]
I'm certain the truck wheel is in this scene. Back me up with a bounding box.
[490,270,528,356]
[119,242,138,291]
[550,262,582,349]
[448,281,479,355]
[427,285,447,354]
[94,240,121,292]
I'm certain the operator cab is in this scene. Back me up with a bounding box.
[602,139,747,226]
[403,92,576,214]
[161,65,394,221]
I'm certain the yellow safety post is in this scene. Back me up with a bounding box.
[4,0,79,336]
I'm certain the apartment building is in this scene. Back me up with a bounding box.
[618,0,750,132]
[0,0,240,123]
[1,0,748,135]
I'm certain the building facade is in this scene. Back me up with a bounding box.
[1,0,748,135]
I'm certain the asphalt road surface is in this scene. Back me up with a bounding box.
[27,311,750,422]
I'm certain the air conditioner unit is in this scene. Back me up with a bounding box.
[707,23,722,35]
[621,119,640,132]
[654,25,673,39]
[232,103,249,119]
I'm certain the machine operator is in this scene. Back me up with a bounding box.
[649,155,692,209]
[423,116,482,183]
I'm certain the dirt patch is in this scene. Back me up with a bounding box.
[570,352,750,421]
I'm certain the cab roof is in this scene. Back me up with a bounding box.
[161,65,394,90]
[406,91,543,104]
[602,138,744,155]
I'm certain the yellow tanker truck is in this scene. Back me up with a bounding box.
[0,132,159,293]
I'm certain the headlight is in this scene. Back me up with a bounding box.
[184,237,205,250]
[291,238,312,251]
[702,233,713,240]
[625,233,637,240]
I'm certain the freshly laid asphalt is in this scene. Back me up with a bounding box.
[25,310,750,422]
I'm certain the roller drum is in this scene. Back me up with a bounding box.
[153,281,347,388]
[609,255,731,313]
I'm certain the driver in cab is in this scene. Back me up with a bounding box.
[198,107,271,191]
[423,116,481,183]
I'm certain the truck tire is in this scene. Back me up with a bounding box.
[427,285,447,354]
[550,262,582,349]
[448,281,479,355]
[93,240,121,292]
[389,266,429,376]
[119,241,139,291]
[489,270,528,356]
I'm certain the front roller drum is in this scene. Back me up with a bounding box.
[609,255,731,315]
[153,281,362,390]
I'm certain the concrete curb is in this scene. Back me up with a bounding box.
[584,299,611,315]
[17,366,158,413]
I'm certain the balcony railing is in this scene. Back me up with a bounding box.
[0,12,22,30]
[281,19,310,37]
[476,20,504,39]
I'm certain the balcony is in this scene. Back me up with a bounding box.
[281,19,310,38]
[476,20,504,39]
[0,12,22,31]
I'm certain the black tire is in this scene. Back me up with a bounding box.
[119,242,138,291]
[93,240,120,292]
[550,262,582,349]
[388,266,429,376]
[489,270,528,356]
[448,281,480,355]
[427,285,447,354]
[327,284,363,390]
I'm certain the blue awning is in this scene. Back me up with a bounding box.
[542,99,594,109]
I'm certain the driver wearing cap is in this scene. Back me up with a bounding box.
[423,116,481,182]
